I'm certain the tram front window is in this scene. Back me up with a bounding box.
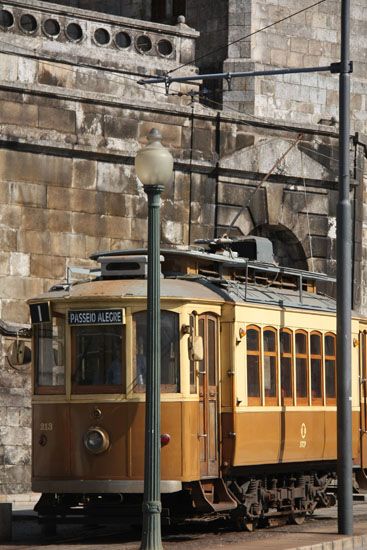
[133,310,180,393]
[34,315,65,394]
[72,325,125,393]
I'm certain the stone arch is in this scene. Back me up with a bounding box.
[251,224,308,270]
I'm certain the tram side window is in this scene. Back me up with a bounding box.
[280,329,293,405]
[310,332,323,404]
[263,328,277,405]
[325,333,336,404]
[133,310,180,393]
[246,327,261,405]
[295,331,308,404]
[72,325,125,393]
[34,315,65,394]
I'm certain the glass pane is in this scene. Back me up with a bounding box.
[189,315,196,393]
[281,357,292,398]
[74,325,123,387]
[311,358,322,398]
[325,360,336,398]
[247,329,259,351]
[325,334,335,357]
[264,330,276,352]
[296,333,306,354]
[35,317,65,388]
[133,311,180,393]
[280,331,291,354]
[161,312,180,391]
[247,355,260,397]
[264,355,276,397]
[296,358,307,398]
[311,333,321,355]
[208,319,216,387]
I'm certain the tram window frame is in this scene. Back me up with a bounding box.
[132,310,180,394]
[246,325,262,405]
[189,314,197,394]
[295,330,309,405]
[310,331,323,405]
[280,328,294,406]
[324,332,336,405]
[34,313,65,395]
[263,327,278,406]
[71,324,126,395]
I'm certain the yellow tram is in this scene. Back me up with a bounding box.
[28,237,367,529]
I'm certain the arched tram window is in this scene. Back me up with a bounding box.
[295,331,309,405]
[280,328,293,405]
[311,332,323,405]
[133,310,180,393]
[325,333,336,405]
[264,327,278,405]
[246,326,261,405]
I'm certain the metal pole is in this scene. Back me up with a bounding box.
[337,0,353,536]
[141,184,163,550]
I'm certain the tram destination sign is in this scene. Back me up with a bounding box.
[68,309,125,326]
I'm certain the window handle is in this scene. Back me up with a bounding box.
[198,370,206,375]
[198,433,207,438]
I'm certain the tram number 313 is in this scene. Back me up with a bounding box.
[40,422,53,431]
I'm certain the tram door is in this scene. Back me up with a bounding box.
[198,314,219,478]
[360,332,367,469]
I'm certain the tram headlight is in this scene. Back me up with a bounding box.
[83,427,110,454]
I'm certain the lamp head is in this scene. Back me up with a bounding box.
[135,128,174,187]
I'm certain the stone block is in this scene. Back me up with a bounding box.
[85,236,111,257]
[49,233,86,258]
[0,205,21,229]
[38,62,76,89]
[0,100,37,127]
[21,207,48,231]
[9,253,30,277]
[72,159,97,189]
[0,228,17,253]
[0,253,9,276]
[0,182,10,204]
[0,150,72,187]
[10,182,46,209]
[1,300,30,325]
[38,106,76,134]
[96,163,136,194]
[30,254,66,279]
[138,121,182,149]
[77,110,104,136]
[17,230,52,255]
[47,210,72,233]
[104,116,138,140]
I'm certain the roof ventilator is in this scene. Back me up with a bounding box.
[98,255,164,279]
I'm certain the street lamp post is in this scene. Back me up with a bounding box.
[135,128,174,550]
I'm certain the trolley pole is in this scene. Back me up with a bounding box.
[135,129,173,550]
[337,0,353,536]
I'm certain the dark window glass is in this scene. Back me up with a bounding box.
[311,358,322,398]
[247,329,259,351]
[263,330,276,352]
[20,13,37,33]
[0,10,14,29]
[325,334,335,356]
[281,356,292,398]
[247,355,260,397]
[34,316,65,393]
[136,35,152,52]
[115,31,131,49]
[43,18,60,37]
[157,39,173,56]
[264,355,276,397]
[189,314,196,394]
[94,28,110,45]
[311,333,321,355]
[73,325,124,391]
[66,22,83,42]
[325,360,336,398]
[280,330,291,354]
[296,332,306,354]
[296,358,307,398]
[208,319,216,387]
[133,311,180,393]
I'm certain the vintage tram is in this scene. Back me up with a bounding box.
[28,237,367,530]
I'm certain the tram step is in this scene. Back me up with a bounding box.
[188,479,238,513]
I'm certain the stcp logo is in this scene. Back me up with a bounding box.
[299,422,307,448]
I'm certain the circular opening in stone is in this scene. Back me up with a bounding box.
[136,34,152,53]
[0,10,14,30]
[94,27,110,46]
[43,18,60,37]
[115,31,131,49]
[157,39,173,56]
[19,13,38,33]
[66,22,83,42]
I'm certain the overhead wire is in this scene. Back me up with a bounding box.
[166,0,329,75]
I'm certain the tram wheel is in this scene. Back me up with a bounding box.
[290,513,306,525]
[236,516,257,532]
